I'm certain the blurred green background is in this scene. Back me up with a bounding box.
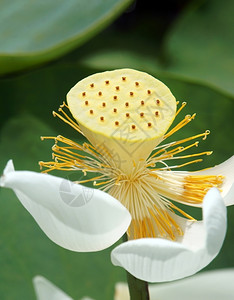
[0,0,233,299]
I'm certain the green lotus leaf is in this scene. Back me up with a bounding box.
[0,0,132,75]
[165,0,234,98]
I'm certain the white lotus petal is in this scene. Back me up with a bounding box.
[0,160,131,252]
[33,276,73,300]
[114,269,234,300]
[174,188,227,254]
[149,268,234,300]
[111,188,226,282]
[194,155,234,205]
[3,159,14,174]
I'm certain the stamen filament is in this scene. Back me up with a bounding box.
[164,113,196,140]
[53,110,83,135]
[175,101,187,117]
[151,159,203,171]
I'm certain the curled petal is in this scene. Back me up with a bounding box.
[33,276,73,300]
[114,269,234,300]
[111,188,226,282]
[0,160,131,252]
[194,155,234,206]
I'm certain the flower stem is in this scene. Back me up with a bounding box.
[123,234,150,300]
[126,271,150,300]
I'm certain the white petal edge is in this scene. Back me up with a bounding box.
[114,269,234,300]
[0,160,131,252]
[33,276,73,300]
[111,188,227,282]
[194,155,234,206]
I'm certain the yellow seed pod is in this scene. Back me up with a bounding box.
[67,69,176,174]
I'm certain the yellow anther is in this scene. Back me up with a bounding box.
[203,130,210,140]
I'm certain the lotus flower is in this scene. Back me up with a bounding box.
[1,69,233,282]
